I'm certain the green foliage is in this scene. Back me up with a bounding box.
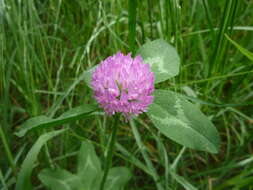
[83,39,180,87]
[39,169,83,190]
[137,39,180,84]
[16,104,98,137]
[15,129,66,190]
[39,141,131,190]
[147,90,220,153]
[170,172,198,190]
[104,167,132,190]
[2,0,253,189]
[225,34,253,62]
[77,140,101,189]
[84,66,97,88]
[128,0,137,53]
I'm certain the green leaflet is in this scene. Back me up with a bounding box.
[84,39,180,87]
[137,39,180,84]
[77,140,102,189]
[39,169,83,190]
[147,90,220,153]
[39,141,131,190]
[103,167,132,190]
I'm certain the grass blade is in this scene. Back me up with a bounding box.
[15,129,66,190]
[225,34,253,62]
[128,0,137,53]
[16,104,98,137]
[130,119,164,190]
[0,125,15,174]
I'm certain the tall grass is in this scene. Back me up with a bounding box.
[1,0,253,189]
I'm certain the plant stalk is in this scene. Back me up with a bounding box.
[99,114,120,190]
[130,119,164,190]
[128,0,137,54]
[0,125,16,174]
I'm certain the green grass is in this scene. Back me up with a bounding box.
[1,0,253,189]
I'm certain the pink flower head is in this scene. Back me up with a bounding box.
[91,52,154,118]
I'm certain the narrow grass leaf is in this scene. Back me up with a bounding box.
[16,104,98,137]
[48,70,90,117]
[171,147,186,170]
[137,39,180,84]
[170,172,198,190]
[116,143,151,175]
[147,90,220,153]
[15,129,66,190]
[128,0,137,53]
[130,119,164,190]
[0,170,8,190]
[225,34,253,62]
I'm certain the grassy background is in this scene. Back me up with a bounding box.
[1,0,253,189]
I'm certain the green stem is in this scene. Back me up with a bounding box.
[0,125,16,174]
[130,119,164,190]
[128,0,137,54]
[0,169,8,189]
[147,0,153,39]
[100,114,120,190]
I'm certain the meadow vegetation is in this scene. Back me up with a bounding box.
[1,0,253,189]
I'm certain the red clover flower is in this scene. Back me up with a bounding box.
[91,52,154,118]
